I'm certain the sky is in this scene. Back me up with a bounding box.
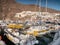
[16,0,60,11]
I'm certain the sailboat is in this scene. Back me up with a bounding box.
[3,0,56,45]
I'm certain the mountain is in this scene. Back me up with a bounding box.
[0,0,60,20]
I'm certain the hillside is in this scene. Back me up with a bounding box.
[0,0,60,20]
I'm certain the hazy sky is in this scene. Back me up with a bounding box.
[16,0,60,11]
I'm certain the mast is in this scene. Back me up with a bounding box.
[36,0,41,17]
[38,0,41,16]
[46,0,47,12]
